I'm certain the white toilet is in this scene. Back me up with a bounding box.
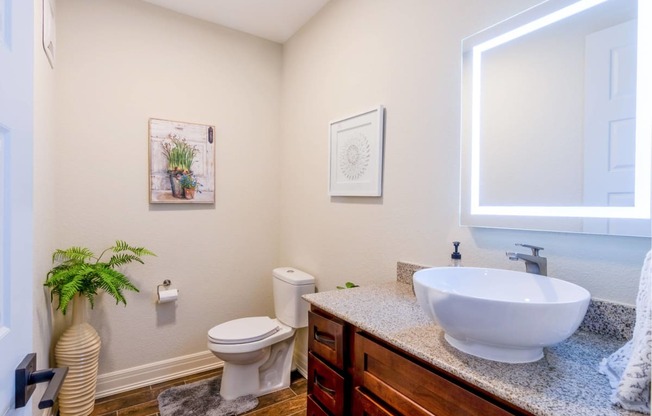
[207,267,315,400]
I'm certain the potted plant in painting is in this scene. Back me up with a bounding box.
[180,173,201,200]
[44,240,155,416]
[162,135,198,199]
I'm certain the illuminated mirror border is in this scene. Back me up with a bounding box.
[468,0,651,219]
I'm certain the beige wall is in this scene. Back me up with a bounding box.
[54,0,282,373]
[280,0,650,303]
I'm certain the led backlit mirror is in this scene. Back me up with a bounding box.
[460,0,651,237]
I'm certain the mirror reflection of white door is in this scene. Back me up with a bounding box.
[583,19,649,236]
[0,0,34,414]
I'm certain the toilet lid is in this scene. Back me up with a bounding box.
[208,316,281,344]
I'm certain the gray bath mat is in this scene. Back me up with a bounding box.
[157,376,258,416]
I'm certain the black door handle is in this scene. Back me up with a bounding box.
[15,353,69,409]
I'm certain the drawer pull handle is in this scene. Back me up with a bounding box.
[315,375,337,396]
[314,331,336,347]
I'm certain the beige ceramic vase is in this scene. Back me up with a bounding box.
[55,295,101,416]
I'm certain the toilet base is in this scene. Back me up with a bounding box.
[218,336,296,400]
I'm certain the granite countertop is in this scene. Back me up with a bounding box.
[304,282,639,416]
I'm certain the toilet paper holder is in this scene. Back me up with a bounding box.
[157,279,178,299]
[157,279,171,294]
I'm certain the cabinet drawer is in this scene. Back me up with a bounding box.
[309,310,345,370]
[309,352,346,416]
[307,395,330,416]
[354,333,518,416]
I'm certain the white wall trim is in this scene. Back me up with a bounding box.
[95,351,222,399]
[294,349,308,379]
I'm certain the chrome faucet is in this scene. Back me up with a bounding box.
[506,244,547,276]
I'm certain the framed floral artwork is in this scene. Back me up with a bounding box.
[149,118,215,204]
[329,106,385,196]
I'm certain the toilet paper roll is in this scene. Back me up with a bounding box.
[158,288,179,303]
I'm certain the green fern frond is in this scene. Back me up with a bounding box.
[45,265,77,287]
[109,253,144,267]
[132,247,156,257]
[112,240,156,257]
[96,268,127,305]
[52,247,95,264]
[95,267,139,306]
[113,240,131,252]
[56,274,87,314]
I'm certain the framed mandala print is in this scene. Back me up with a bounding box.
[329,106,385,196]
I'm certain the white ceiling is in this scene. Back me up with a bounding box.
[140,0,330,43]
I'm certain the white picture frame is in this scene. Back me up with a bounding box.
[329,106,385,197]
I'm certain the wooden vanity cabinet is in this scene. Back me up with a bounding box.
[307,306,533,416]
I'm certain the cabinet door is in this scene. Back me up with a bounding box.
[354,333,520,416]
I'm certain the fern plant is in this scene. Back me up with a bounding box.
[44,240,155,315]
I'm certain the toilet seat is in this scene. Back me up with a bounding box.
[208,316,280,344]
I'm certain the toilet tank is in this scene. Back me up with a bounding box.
[272,267,315,328]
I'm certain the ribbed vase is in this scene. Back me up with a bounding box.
[55,295,102,416]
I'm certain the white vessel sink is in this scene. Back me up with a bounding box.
[413,267,590,363]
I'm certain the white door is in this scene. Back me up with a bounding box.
[0,0,34,414]
[583,20,650,236]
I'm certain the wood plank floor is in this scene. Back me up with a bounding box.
[90,368,307,416]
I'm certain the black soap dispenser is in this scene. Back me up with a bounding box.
[450,241,462,267]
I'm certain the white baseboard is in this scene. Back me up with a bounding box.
[294,349,308,379]
[96,348,308,399]
[95,351,223,399]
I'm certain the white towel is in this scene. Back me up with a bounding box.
[599,250,651,414]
